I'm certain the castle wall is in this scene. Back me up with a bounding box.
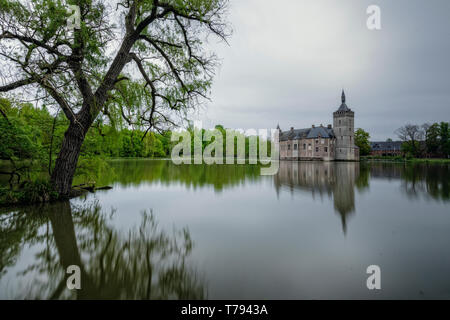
[280,136,335,161]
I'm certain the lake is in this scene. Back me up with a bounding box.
[1,159,449,299]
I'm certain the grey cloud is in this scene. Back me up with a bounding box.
[192,0,450,141]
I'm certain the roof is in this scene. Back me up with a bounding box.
[280,127,335,141]
[337,102,351,112]
[370,141,403,151]
[336,90,352,112]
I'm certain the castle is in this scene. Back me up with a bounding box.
[279,90,359,161]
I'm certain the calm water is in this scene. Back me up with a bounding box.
[1,160,449,299]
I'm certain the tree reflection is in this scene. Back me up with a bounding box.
[366,162,450,201]
[274,161,450,235]
[83,159,262,193]
[400,163,450,201]
[0,201,205,299]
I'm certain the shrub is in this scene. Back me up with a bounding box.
[0,180,58,205]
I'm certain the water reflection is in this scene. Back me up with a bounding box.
[2,160,450,299]
[400,164,450,201]
[274,161,450,233]
[93,159,262,192]
[0,202,205,299]
[274,161,366,234]
[81,160,450,237]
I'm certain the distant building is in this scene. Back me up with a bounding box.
[370,141,403,157]
[279,90,359,161]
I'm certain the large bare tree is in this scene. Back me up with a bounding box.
[395,124,424,156]
[0,0,229,196]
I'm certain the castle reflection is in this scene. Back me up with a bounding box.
[274,161,362,234]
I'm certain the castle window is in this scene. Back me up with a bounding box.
[303,144,306,150]
[339,128,341,133]
[316,147,319,152]
[325,147,328,153]
[339,120,341,125]
[294,144,298,150]
[321,139,325,144]
[288,144,291,150]
[308,144,312,151]
[341,136,343,140]
[315,140,319,144]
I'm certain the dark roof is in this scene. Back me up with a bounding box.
[280,127,335,141]
[370,141,403,151]
[336,90,352,112]
[337,103,351,112]
[307,126,334,139]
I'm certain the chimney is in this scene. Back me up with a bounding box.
[327,124,332,129]
[290,127,294,131]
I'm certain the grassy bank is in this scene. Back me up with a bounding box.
[361,156,450,164]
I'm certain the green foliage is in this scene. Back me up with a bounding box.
[354,128,371,156]
[73,156,111,186]
[0,180,58,205]
[0,96,173,201]
[395,122,450,158]
[426,123,441,155]
[424,122,450,158]
[439,122,450,157]
[401,141,420,157]
[0,117,36,161]
[1,0,230,196]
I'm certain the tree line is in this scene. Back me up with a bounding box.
[0,97,269,194]
[395,122,450,158]
[0,97,170,187]
[353,123,450,159]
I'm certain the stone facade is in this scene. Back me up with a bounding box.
[279,91,359,161]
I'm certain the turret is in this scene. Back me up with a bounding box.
[333,90,357,160]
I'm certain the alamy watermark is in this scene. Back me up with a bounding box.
[367,5,381,30]
[170,121,280,176]
[66,265,81,290]
[67,5,81,31]
[366,265,381,290]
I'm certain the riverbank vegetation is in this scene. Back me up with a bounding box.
[362,122,450,161]
[395,122,450,159]
[0,97,273,205]
[0,97,173,204]
[0,0,230,198]
[361,155,450,163]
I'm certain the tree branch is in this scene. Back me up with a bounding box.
[0,78,36,92]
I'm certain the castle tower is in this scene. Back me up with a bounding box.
[333,90,359,161]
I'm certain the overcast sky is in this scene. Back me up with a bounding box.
[192,0,450,141]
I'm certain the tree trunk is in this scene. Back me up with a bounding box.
[51,121,87,197]
[48,201,98,299]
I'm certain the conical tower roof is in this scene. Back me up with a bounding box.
[337,90,351,112]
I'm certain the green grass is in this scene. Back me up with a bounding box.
[361,156,450,163]
[407,158,450,164]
